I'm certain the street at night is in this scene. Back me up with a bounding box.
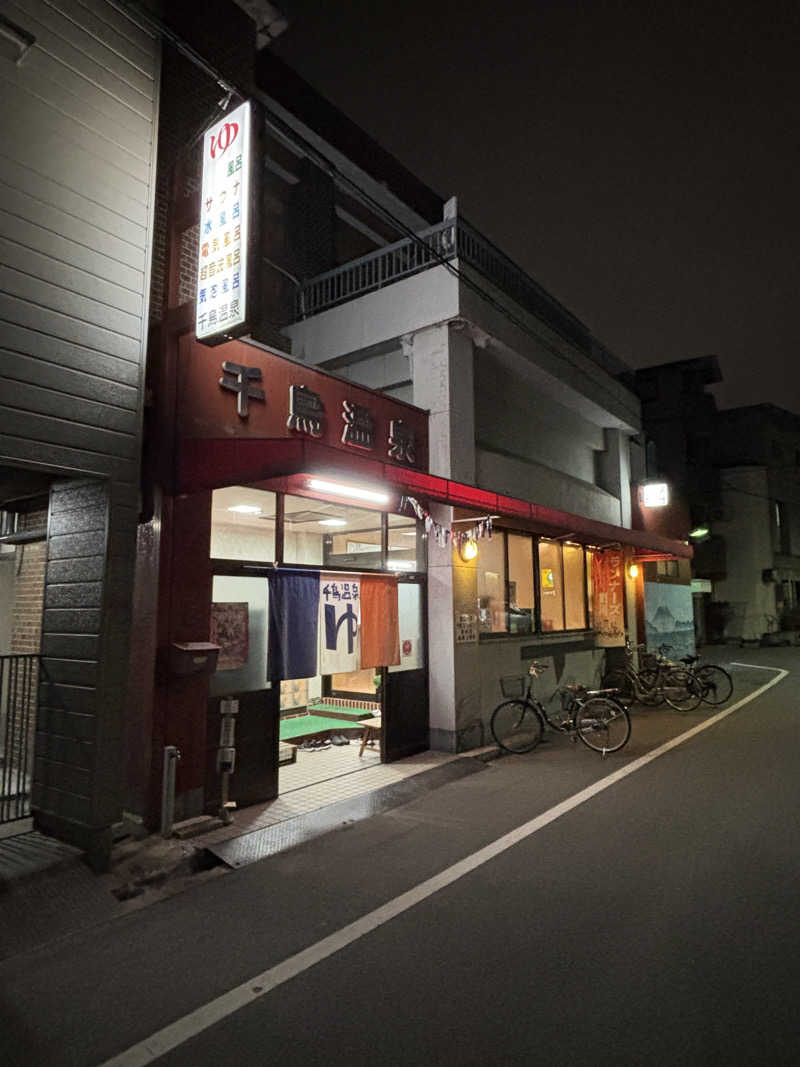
[2,4,800,1065]
[2,651,797,1066]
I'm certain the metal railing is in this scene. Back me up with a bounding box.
[295,217,630,373]
[0,654,40,823]
[298,219,456,317]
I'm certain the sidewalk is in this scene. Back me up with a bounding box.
[0,648,780,963]
[0,745,493,961]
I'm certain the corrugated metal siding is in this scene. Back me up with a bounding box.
[0,0,159,856]
[0,0,157,485]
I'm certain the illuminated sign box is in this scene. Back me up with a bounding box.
[640,482,669,508]
[196,101,252,345]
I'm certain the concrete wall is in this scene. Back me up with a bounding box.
[286,264,460,364]
[712,467,776,641]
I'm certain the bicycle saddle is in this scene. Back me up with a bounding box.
[680,655,699,665]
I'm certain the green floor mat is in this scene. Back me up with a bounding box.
[279,714,367,741]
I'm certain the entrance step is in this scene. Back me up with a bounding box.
[203,756,487,869]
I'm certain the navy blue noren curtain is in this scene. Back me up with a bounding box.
[268,570,320,681]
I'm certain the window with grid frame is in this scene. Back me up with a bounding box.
[477,530,591,637]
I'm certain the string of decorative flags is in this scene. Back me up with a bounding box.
[398,496,493,548]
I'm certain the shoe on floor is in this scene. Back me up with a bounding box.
[299,740,315,751]
[330,734,347,746]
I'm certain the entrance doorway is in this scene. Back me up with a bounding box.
[275,576,427,798]
[208,480,429,815]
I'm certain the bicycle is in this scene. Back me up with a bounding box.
[604,641,703,712]
[660,647,734,706]
[491,662,631,756]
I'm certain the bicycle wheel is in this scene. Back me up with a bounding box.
[490,700,544,754]
[575,697,631,754]
[695,665,733,706]
[662,667,703,712]
[601,669,634,706]
[637,667,665,706]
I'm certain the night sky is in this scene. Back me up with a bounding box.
[274,1,800,414]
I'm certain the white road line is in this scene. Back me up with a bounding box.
[729,661,785,670]
[101,664,788,1067]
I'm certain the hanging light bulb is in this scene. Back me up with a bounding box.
[460,538,479,562]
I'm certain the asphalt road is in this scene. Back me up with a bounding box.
[2,650,798,1066]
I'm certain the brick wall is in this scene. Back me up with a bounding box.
[10,508,47,655]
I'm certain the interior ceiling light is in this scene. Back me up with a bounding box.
[318,518,347,526]
[690,526,709,539]
[308,478,389,505]
[227,504,262,515]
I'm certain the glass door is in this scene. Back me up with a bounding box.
[383,578,428,761]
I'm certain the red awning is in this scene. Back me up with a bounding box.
[178,437,692,560]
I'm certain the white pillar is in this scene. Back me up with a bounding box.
[409,322,475,484]
[426,502,458,751]
[408,321,478,751]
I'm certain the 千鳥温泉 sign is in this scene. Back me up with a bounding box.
[196,101,251,343]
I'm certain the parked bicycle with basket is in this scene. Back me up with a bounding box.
[491,662,631,756]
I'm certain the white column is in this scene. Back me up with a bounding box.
[426,502,458,751]
[409,322,476,484]
[408,322,478,751]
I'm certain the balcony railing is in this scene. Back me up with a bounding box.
[296,218,629,374]
[0,654,40,823]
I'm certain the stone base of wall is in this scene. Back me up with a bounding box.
[33,809,113,873]
[429,727,458,754]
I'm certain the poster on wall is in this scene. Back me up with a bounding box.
[592,550,626,647]
[319,575,361,673]
[644,582,696,658]
[210,602,250,670]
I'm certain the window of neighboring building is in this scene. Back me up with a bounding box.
[655,559,680,578]
[477,531,591,637]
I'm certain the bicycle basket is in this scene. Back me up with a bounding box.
[500,676,526,698]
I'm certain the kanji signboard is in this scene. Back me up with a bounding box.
[196,101,251,344]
